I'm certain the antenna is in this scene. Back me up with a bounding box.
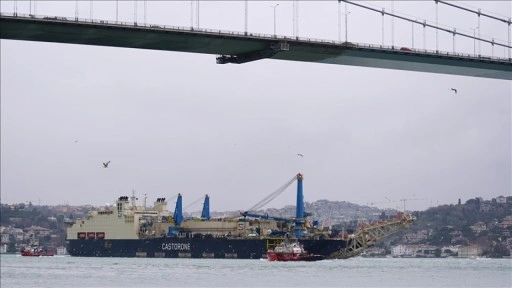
[131,189,138,208]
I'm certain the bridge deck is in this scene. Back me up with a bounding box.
[1,13,511,80]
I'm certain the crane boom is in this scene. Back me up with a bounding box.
[184,195,205,210]
[330,212,415,259]
[247,175,298,212]
[241,211,296,223]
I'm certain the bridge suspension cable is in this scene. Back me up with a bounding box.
[436,0,511,57]
[341,0,512,49]
[437,0,511,24]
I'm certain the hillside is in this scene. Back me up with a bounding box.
[1,196,511,257]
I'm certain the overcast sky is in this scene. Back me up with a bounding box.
[1,1,511,213]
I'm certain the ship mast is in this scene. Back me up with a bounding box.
[131,189,137,209]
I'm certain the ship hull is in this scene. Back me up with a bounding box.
[67,237,348,259]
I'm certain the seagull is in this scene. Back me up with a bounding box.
[297,154,303,157]
[103,161,111,168]
[451,88,457,94]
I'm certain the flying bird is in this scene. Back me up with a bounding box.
[451,88,457,94]
[297,154,303,157]
[103,161,111,168]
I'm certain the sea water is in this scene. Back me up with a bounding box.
[1,254,510,288]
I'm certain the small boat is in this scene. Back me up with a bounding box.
[21,246,55,257]
[267,238,324,262]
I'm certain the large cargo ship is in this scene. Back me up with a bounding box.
[66,173,414,259]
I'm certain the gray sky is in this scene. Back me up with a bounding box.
[1,1,511,212]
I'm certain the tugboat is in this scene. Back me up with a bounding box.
[21,246,55,257]
[267,237,324,262]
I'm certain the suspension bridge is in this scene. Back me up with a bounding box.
[1,1,511,80]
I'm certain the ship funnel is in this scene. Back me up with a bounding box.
[295,173,304,237]
[154,197,167,212]
[201,194,210,220]
[116,196,129,217]
[173,194,183,226]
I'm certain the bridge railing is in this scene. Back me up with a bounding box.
[2,12,510,63]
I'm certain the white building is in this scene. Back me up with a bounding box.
[470,222,487,234]
[496,196,507,204]
[391,244,438,257]
[391,245,415,257]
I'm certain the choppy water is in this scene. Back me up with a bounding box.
[1,254,511,288]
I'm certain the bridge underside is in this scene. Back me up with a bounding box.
[1,16,511,80]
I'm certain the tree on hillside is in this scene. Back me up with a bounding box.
[7,234,16,253]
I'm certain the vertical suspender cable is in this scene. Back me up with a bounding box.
[345,2,348,42]
[338,2,341,41]
[197,0,200,29]
[244,0,248,34]
[508,19,511,59]
[190,1,193,28]
[295,0,299,37]
[491,38,494,57]
[293,0,299,38]
[381,8,385,46]
[293,0,296,38]
[477,9,481,56]
[412,21,414,48]
[423,20,426,50]
[435,0,439,52]
[453,28,456,53]
[391,0,394,48]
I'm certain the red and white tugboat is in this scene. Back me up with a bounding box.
[21,246,55,257]
[267,238,324,262]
